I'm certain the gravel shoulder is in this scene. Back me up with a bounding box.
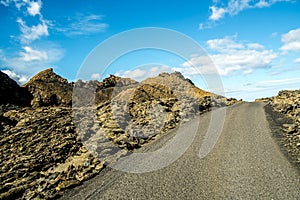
[264,104,300,172]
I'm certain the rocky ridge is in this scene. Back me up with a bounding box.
[73,74,138,106]
[23,68,138,108]
[92,72,239,151]
[257,90,300,168]
[0,69,238,199]
[23,68,73,107]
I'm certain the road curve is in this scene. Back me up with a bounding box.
[62,102,300,199]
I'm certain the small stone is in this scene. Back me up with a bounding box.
[287,127,297,134]
[83,159,91,167]
[282,123,297,134]
[276,118,284,122]
[282,123,296,128]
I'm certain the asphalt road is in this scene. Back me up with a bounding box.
[62,102,300,199]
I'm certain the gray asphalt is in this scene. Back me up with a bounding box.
[62,102,300,199]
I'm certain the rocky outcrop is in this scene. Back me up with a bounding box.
[0,71,32,106]
[142,72,238,106]
[95,83,180,150]
[95,75,138,105]
[255,97,271,103]
[97,74,138,89]
[142,72,211,99]
[72,75,138,106]
[93,72,239,150]
[23,68,73,107]
[22,68,138,108]
[259,90,300,167]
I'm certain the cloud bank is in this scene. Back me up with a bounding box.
[208,0,293,21]
[182,36,277,76]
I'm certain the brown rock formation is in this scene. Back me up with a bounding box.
[94,72,239,150]
[23,68,73,107]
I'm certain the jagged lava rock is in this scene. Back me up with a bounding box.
[72,74,138,106]
[0,107,105,199]
[142,72,212,99]
[23,68,73,107]
[95,72,239,150]
[95,75,138,105]
[0,71,32,106]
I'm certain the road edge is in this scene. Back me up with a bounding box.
[264,104,300,174]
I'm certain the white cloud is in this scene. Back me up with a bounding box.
[0,0,39,12]
[247,43,265,50]
[117,65,174,81]
[224,76,300,101]
[27,0,42,16]
[207,36,244,52]
[208,0,293,21]
[17,18,49,44]
[1,69,28,84]
[14,0,23,9]
[271,32,278,38]
[0,44,64,75]
[243,68,253,74]
[281,28,300,52]
[0,0,9,6]
[123,68,146,80]
[0,0,64,82]
[294,57,300,63]
[257,77,300,87]
[19,46,48,62]
[255,0,271,8]
[199,21,218,30]
[209,6,226,21]
[1,1,49,44]
[182,36,277,76]
[58,14,108,36]
[91,73,101,79]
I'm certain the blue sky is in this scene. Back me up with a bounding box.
[0,0,300,101]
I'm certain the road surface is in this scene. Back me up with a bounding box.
[62,102,300,199]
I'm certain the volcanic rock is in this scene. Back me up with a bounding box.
[93,72,239,150]
[0,107,106,199]
[23,68,73,107]
[0,69,239,199]
[0,71,32,107]
[72,74,138,106]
